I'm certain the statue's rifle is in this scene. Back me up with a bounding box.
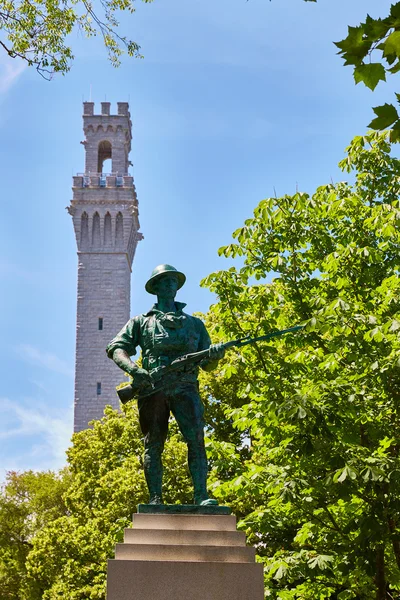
[117,324,304,404]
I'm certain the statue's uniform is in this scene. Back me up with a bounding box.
[106,302,212,503]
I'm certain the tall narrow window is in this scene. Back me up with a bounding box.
[98,317,103,330]
[115,212,124,246]
[104,212,112,246]
[92,212,101,247]
[80,212,89,248]
[97,382,102,395]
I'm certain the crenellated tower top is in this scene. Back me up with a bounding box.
[68,101,142,265]
[82,101,132,175]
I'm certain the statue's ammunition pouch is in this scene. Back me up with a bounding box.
[143,354,169,369]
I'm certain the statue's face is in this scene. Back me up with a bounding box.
[153,273,180,299]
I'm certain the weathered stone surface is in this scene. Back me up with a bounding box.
[123,527,246,547]
[132,513,237,531]
[114,542,255,562]
[107,560,264,600]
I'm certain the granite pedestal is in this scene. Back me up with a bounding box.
[106,506,264,600]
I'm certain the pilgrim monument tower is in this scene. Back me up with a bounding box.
[68,101,142,432]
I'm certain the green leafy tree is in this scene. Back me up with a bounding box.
[0,469,70,599]
[201,130,400,599]
[23,404,192,599]
[297,1,400,137]
[334,3,400,139]
[0,0,153,78]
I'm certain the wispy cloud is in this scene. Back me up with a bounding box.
[17,344,74,378]
[0,54,26,94]
[0,397,73,473]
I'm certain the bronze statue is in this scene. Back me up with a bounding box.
[106,264,225,506]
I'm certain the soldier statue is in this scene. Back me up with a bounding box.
[106,264,225,506]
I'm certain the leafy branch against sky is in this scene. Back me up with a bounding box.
[0,0,153,79]
[334,2,400,139]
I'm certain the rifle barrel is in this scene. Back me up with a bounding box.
[231,324,303,349]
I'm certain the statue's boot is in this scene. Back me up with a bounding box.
[143,448,163,505]
[189,443,218,506]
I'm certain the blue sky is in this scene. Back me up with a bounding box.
[0,0,396,475]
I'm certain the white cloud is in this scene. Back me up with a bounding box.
[0,397,73,473]
[0,53,26,94]
[30,379,50,394]
[17,344,74,378]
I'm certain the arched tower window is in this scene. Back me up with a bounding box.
[80,212,89,248]
[92,212,101,247]
[115,212,124,246]
[98,140,112,174]
[104,212,112,246]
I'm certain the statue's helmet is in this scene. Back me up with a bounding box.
[145,264,186,295]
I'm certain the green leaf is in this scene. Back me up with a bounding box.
[390,3,400,20]
[274,564,288,580]
[390,126,400,143]
[333,465,357,483]
[335,26,370,63]
[368,104,399,130]
[337,591,356,600]
[383,31,400,58]
[354,63,386,90]
[364,15,390,39]
[389,319,400,332]
[308,554,334,570]
[297,406,307,419]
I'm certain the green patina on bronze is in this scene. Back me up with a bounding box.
[107,265,225,507]
[107,264,304,509]
[137,504,232,515]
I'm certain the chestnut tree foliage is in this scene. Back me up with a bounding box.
[200,130,400,599]
[0,470,70,599]
[301,1,400,137]
[333,2,400,139]
[0,405,192,599]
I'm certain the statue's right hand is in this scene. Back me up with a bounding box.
[131,367,151,388]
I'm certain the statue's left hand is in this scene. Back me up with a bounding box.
[208,343,225,361]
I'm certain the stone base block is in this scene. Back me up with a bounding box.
[123,527,246,546]
[131,513,237,531]
[106,512,264,599]
[115,542,255,562]
[106,559,264,600]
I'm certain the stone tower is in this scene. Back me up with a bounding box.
[68,101,142,432]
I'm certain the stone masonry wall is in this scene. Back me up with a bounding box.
[73,252,132,432]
